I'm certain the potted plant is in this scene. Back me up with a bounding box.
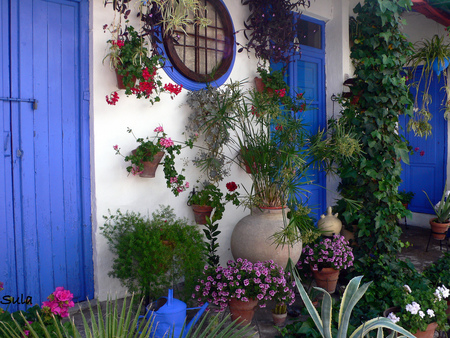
[103,25,183,105]
[385,284,449,337]
[296,234,354,293]
[192,258,295,325]
[238,0,309,66]
[407,34,450,137]
[423,253,450,316]
[114,126,192,196]
[399,190,415,208]
[187,182,240,224]
[101,206,206,304]
[424,186,450,240]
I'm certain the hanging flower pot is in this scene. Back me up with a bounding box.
[191,205,213,225]
[429,218,449,240]
[131,150,164,178]
[311,267,340,293]
[115,69,136,89]
[228,298,258,325]
[431,57,450,76]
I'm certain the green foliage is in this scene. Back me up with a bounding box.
[398,190,415,205]
[293,274,416,338]
[423,252,450,287]
[335,0,414,265]
[202,217,221,267]
[0,305,73,338]
[101,206,206,302]
[407,35,450,136]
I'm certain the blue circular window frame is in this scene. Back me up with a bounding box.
[157,0,236,91]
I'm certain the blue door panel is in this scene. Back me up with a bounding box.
[1,0,93,312]
[400,67,447,214]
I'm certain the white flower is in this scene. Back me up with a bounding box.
[403,285,412,293]
[387,312,400,324]
[438,285,450,299]
[419,310,425,318]
[406,302,421,315]
[435,201,441,209]
[427,309,435,318]
[434,289,442,301]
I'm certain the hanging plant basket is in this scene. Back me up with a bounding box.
[131,150,164,178]
[191,205,214,225]
[431,57,450,76]
[115,69,136,90]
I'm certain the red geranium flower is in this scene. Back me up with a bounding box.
[226,182,238,192]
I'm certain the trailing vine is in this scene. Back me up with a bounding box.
[336,0,414,267]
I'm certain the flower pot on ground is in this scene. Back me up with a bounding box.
[385,284,449,336]
[272,303,288,326]
[311,267,340,293]
[230,207,302,269]
[228,298,258,325]
[297,234,354,293]
[192,259,296,320]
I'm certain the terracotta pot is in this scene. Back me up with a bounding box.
[254,77,273,96]
[132,150,164,178]
[240,147,257,174]
[272,312,287,326]
[228,298,258,325]
[429,218,449,240]
[115,69,136,89]
[230,207,303,269]
[413,322,438,338]
[312,267,340,293]
[191,205,213,225]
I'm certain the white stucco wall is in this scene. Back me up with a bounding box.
[90,0,449,300]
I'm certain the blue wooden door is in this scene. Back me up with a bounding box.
[400,67,447,214]
[1,0,93,311]
[277,15,326,221]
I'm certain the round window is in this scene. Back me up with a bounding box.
[161,0,235,90]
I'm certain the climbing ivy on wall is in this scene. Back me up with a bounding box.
[337,0,413,267]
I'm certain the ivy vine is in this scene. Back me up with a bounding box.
[336,0,414,267]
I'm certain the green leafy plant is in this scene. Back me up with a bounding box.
[201,218,221,268]
[423,252,450,287]
[114,126,193,196]
[293,274,416,338]
[188,182,240,222]
[398,190,415,205]
[104,25,183,105]
[386,284,449,334]
[407,34,450,136]
[334,0,414,267]
[101,206,205,303]
[424,185,450,223]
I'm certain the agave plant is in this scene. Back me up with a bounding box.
[294,274,416,338]
[0,294,255,338]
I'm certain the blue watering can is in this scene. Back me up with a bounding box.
[137,289,208,338]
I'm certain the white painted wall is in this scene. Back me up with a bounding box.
[90,0,449,300]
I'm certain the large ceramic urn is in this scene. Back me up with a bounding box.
[230,207,302,268]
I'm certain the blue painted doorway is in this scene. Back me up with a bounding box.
[399,67,447,214]
[272,14,326,221]
[0,0,93,311]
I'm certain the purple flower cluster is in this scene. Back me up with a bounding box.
[297,234,354,271]
[192,258,295,311]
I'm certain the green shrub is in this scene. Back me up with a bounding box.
[101,205,206,303]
